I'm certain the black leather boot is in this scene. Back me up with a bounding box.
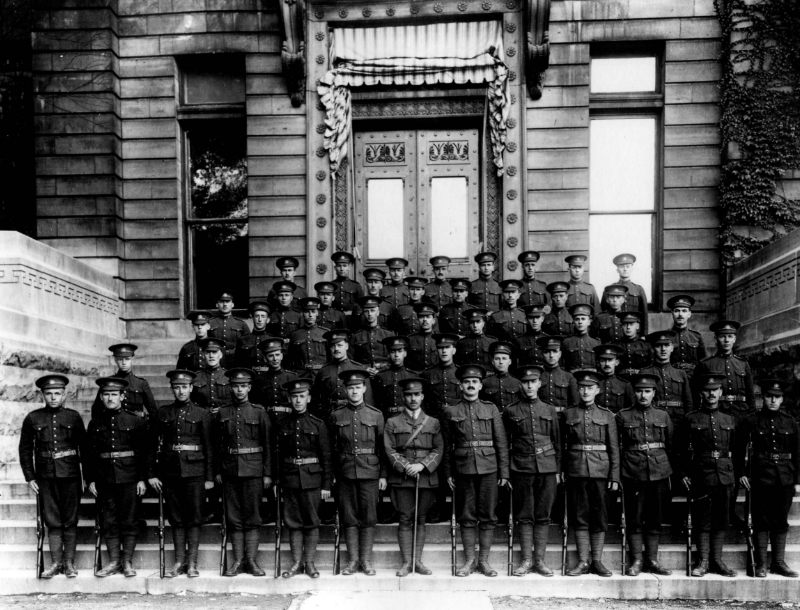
[414,523,432,574]
[643,533,670,575]
[626,532,643,576]
[341,527,360,575]
[303,529,320,578]
[476,528,497,576]
[360,527,376,575]
[590,532,612,577]
[513,523,533,576]
[122,535,137,577]
[456,527,477,577]
[710,530,736,577]
[186,526,200,577]
[244,529,265,576]
[41,529,64,579]
[770,531,799,577]
[567,529,590,576]
[96,536,122,577]
[224,530,246,576]
[282,529,304,578]
[691,532,710,576]
[752,531,769,577]
[165,527,186,578]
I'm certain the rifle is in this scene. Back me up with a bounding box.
[561,478,568,576]
[619,483,627,576]
[333,498,341,575]
[507,484,514,576]
[158,490,166,578]
[219,484,228,576]
[744,441,755,577]
[412,476,420,576]
[274,455,282,578]
[93,508,102,576]
[450,488,457,577]
[685,488,693,577]
[35,492,44,579]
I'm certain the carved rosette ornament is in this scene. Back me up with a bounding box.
[507,213,518,224]
[507,261,519,272]
[386,6,396,16]
[507,189,518,200]
[316,147,326,157]
[481,1,492,10]
[316,240,327,251]
[316,170,327,181]
[362,7,372,17]
[507,166,517,177]
[507,237,518,248]
[434,3,444,12]
[315,32,324,41]
[279,0,307,107]
[317,264,328,275]
[458,2,467,10]
[338,8,348,18]
[507,142,517,153]
[316,217,327,228]
[507,23,517,33]
[316,54,325,64]
[526,0,552,100]
[316,194,327,204]
[316,123,326,134]
[507,47,516,57]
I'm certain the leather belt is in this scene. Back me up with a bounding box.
[346,448,375,455]
[657,401,682,407]
[759,452,792,461]
[285,457,319,465]
[387,407,403,414]
[404,449,431,457]
[171,444,201,452]
[628,442,665,451]
[570,444,607,451]
[268,406,293,414]
[227,447,263,455]
[701,450,731,459]
[554,406,565,413]
[675,363,696,371]
[517,443,553,456]
[720,395,746,402]
[332,399,348,407]
[38,449,77,459]
[305,364,323,370]
[622,368,640,376]
[458,441,494,448]
[99,451,134,459]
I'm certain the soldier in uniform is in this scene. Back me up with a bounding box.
[329,369,387,575]
[443,364,510,577]
[393,276,428,335]
[469,252,502,312]
[267,281,303,341]
[408,302,439,371]
[515,304,549,366]
[640,331,693,426]
[233,301,271,368]
[455,309,496,367]
[351,296,395,374]
[267,256,307,311]
[668,294,707,379]
[18,374,86,578]
[736,379,800,578]
[287,297,330,378]
[595,344,635,414]
[424,256,454,308]
[480,341,522,414]
[538,336,579,414]
[384,377,444,576]
[315,281,348,330]
[331,251,363,314]
[562,304,600,373]
[590,284,627,343]
[148,370,215,578]
[215,368,271,577]
[351,268,396,331]
[252,336,298,418]
[373,336,419,420]
[86,377,148,578]
[488,279,527,342]
[616,373,674,576]
[177,310,222,372]
[438,278,475,337]
[381,257,410,308]
[91,343,157,422]
[605,253,649,336]
[678,373,738,577]
[562,370,621,577]
[209,289,250,359]
[564,255,599,310]
[503,364,562,576]
[543,282,573,336]
[191,338,231,415]
[311,330,374,420]
[517,250,549,308]
[276,379,333,578]
[614,311,653,380]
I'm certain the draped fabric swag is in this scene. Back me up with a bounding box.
[317,21,510,176]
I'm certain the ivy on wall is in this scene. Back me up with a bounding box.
[715,0,800,263]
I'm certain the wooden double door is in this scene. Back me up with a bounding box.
[353,128,481,278]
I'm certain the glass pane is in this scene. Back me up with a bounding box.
[367,179,404,260]
[591,57,656,93]
[182,56,245,105]
[189,124,248,220]
[589,214,653,301]
[431,177,468,259]
[590,118,655,212]
[192,222,249,309]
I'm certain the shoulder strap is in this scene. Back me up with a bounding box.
[402,414,429,450]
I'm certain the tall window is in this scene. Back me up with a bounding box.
[589,48,663,302]
[179,55,248,309]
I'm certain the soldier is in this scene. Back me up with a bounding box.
[384,377,444,576]
[408,302,439,371]
[640,331,693,426]
[564,255,599,310]
[503,364,561,576]
[252,336,298,419]
[276,379,333,578]
[562,304,600,373]
[605,253,649,336]
[18,374,86,578]
[267,281,303,341]
[515,304,549,366]
[668,294,707,379]
[90,343,157,422]
[311,329,374,420]
[480,341,522,414]
[562,370,621,577]
[455,309,496,367]
[148,370,215,578]
[329,369,387,575]
[736,379,800,578]
[177,310,221,372]
[191,338,231,414]
[233,301,271,368]
[594,344,636,414]
[351,296,395,375]
[439,277,475,337]
[373,336,419,419]
[538,336,579,414]
[590,284,627,343]
[678,373,738,577]
[208,289,250,359]
[517,250,549,308]
[443,364,510,577]
[352,268,396,331]
[616,373,674,576]
[488,279,527,342]
[469,252,502,312]
[86,377,148,578]
[543,282,573,336]
[215,368,271,577]
[315,281,348,330]
[287,296,329,377]
[267,256,307,311]
[614,311,653,380]
[381,257,410,308]
[424,255,454,308]
[331,251,363,314]
[393,276,428,335]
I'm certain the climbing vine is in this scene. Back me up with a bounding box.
[715,0,800,263]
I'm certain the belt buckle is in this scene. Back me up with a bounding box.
[293,458,302,465]
[638,444,649,451]
[711,450,721,458]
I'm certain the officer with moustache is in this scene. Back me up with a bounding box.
[424,256,454,308]
[408,302,439,371]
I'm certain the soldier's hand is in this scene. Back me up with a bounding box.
[367,367,378,378]
[211,407,220,415]
[204,480,214,490]
[321,489,331,500]
[28,480,39,494]
[148,477,162,492]
[447,477,455,490]
[405,463,424,477]
[136,481,146,496]
[378,477,387,491]
[556,473,564,484]
[607,481,619,492]
[739,476,751,491]
[498,478,509,488]
[88,482,98,497]
[795,484,800,495]
[682,477,691,490]
[263,476,273,489]
[215,474,223,485]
